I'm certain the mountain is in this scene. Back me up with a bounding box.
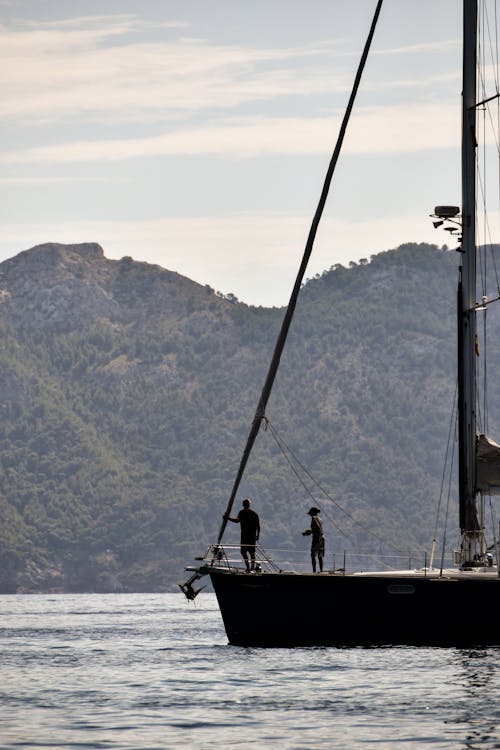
[0,240,491,592]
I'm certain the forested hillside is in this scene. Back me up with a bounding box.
[0,240,495,592]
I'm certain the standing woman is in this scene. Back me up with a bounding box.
[303,507,325,572]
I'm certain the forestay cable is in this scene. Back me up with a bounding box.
[216,0,385,546]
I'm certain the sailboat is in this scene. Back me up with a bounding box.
[181,0,500,646]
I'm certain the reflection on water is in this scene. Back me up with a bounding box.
[0,593,500,749]
[443,649,500,749]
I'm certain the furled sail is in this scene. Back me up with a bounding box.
[476,434,500,493]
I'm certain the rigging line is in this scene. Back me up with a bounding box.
[483,306,488,433]
[264,418,361,526]
[498,93,500,296]
[494,7,500,294]
[474,135,488,436]
[263,419,355,544]
[440,407,459,575]
[432,380,458,543]
[215,0,385,546]
[488,234,500,294]
[482,0,499,93]
[488,491,497,550]
[476,92,500,106]
[263,417,413,556]
[475,370,484,434]
[475,147,500,294]
[478,107,488,298]
[477,12,487,298]
[477,291,500,304]
[496,0,500,262]
[496,0,500,143]
[478,74,489,297]
[482,98,500,152]
[477,4,500,293]
[476,9,500,144]
[477,0,491,304]
[495,0,500,92]
[496,0,500,294]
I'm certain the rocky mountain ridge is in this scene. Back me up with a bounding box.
[1,240,494,592]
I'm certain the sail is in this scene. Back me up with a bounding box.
[475,434,500,493]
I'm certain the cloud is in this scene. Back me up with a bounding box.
[0,11,465,164]
[0,103,460,164]
[0,8,472,309]
[0,175,107,184]
[0,13,460,125]
[374,39,459,56]
[0,15,350,122]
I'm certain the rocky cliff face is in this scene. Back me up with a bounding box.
[0,243,208,332]
[0,244,109,329]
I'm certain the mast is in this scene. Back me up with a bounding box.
[458,0,481,564]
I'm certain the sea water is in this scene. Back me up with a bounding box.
[0,593,499,749]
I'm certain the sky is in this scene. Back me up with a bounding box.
[0,0,466,306]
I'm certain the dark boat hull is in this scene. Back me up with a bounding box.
[209,569,500,647]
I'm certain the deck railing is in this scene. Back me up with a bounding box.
[200,544,465,575]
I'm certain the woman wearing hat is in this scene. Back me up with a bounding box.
[303,507,325,572]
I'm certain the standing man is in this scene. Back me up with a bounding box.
[224,498,260,572]
[303,506,325,572]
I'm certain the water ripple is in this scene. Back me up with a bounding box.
[0,594,500,749]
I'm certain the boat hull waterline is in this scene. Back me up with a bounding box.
[207,567,500,647]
